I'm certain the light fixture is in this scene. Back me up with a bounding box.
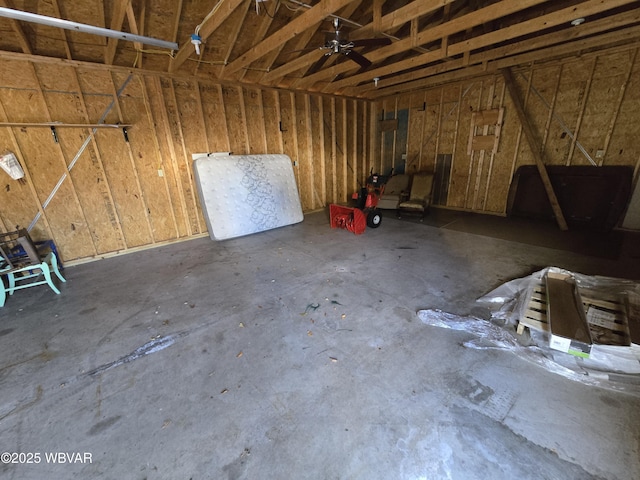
[0,6,178,50]
[191,34,202,55]
[570,18,585,26]
[373,77,380,87]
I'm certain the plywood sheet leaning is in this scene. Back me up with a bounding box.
[546,271,593,357]
[192,154,303,241]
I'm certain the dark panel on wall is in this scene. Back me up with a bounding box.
[507,165,633,230]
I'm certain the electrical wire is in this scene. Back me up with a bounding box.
[132,48,175,68]
[257,0,281,18]
[195,0,225,36]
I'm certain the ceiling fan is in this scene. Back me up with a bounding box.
[307,18,391,74]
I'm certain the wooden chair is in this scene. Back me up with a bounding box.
[397,173,435,221]
[0,229,65,307]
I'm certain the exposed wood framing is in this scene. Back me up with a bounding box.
[3,34,640,262]
[138,75,180,239]
[502,68,568,231]
[362,14,640,97]
[224,0,355,77]
[567,59,597,166]
[0,0,32,54]
[108,72,156,244]
[600,48,638,166]
[169,0,245,73]
[126,1,145,68]
[50,0,73,60]
[105,0,130,65]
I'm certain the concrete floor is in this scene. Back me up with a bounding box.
[1,210,639,480]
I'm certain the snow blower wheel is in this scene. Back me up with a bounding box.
[367,209,382,228]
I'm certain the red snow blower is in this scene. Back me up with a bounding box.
[329,170,391,235]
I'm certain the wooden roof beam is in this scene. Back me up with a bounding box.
[352,9,640,97]
[368,24,640,98]
[322,0,638,94]
[294,0,551,89]
[222,0,356,77]
[0,0,32,54]
[261,0,454,86]
[168,0,246,73]
[502,67,568,231]
[50,0,73,59]
[105,0,130,65]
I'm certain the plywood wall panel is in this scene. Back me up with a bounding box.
[170,79,209,232]
[142,76,190,239]
[375,47,638,221]
[159,77,202,236]
[406,91,425,174]
[243,87,268,154]
[472,79,499,211]
[261,90,284,154]
[335,98,347,203]
[2,60,377,261]
[222,85,249,155]
[0,84,90,259]
[0,120,44,235]
[322,97,337,205]
[547,61,594,166]
[485,80,515,214]
[92,127,153,248]
[346,99,357,193]
[572,53,629,166]
[199,83,231,153]
[116,77,177,244]
[523,66,560,165]
[606,51,640,167]
[3,45,638,263]
[420,89,443,173]
[277,91,300,194]
[447,83,477,209]
[309,96,326,209]
[294,94,313,211]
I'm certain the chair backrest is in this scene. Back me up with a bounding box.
[409,173,434,202]
[0,229,41,269]
[383,174,410,195]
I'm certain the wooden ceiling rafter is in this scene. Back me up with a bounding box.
[353,8,640,98]
[370,24,640,99]
[0,1,639,100]
[126,1,145,68]
[219,2,254,80]
[294,0,553,90]
[221,0,356,77]
[0,0,31,54]
[168,0,247,73]
[261,0,454,87]
[260,0,366,84]
[50,0,73,60]
[105,0,130,65]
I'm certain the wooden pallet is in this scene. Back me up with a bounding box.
[517,280,633,347]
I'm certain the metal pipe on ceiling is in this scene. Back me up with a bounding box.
[0,6,178,51]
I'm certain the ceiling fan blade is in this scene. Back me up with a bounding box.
[307,53,331,75]
[350,37,392,48]
[343,50,371,69]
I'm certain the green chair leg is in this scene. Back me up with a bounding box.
[41,263,61,295]
[0,278,5,307]
[8,272,16,295]
[49,252,66,283]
